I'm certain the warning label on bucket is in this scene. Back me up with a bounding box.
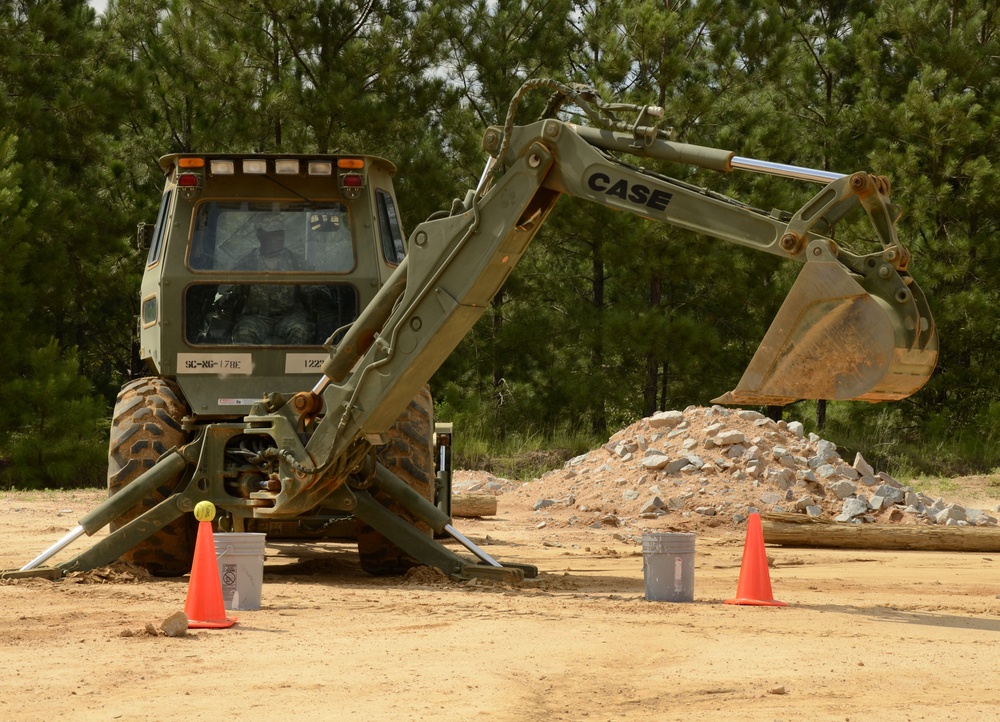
[222,563,237,602]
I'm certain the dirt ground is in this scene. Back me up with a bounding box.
[2,480,1000,722]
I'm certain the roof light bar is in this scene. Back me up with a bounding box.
[275,159,299,174]
[243,159,267,174]
[210,160,235,175]
[308,161,333,176]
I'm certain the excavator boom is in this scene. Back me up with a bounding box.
[298,81,936,511]
[490,115,936,408]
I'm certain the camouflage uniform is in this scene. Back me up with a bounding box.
[230,287,315,344]
[202,246,335,345]
[230,246,312,344]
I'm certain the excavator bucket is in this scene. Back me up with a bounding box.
[714,258,938,407]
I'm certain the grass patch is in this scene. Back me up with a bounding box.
[906,476,960,497]
[452,426,603,482]
[784,401,1000,480]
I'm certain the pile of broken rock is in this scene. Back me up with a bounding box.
[470,406,998,532]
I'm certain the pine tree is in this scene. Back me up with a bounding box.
[431,0,580,434]
[545,1,795,424]
[2,341,108,489]
[0,0,130,486]
[0,134,34,406]
[853,2,1000,438]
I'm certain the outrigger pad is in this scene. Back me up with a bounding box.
[715,261,937,406]
[0,567,63,580]
[460,561,539,582]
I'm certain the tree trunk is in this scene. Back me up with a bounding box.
[451,493,498,518]
[643,275,662,417]
[590,242,607,436]
[763,513,1000,552]
[491,289,505,408]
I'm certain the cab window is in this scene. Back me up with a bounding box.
[375,190,406,264]
[145,190,173,266]
[185,282,359,346]
[188,201,354,273]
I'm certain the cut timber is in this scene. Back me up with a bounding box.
[762,512,1000,553]
[451,493,498,518]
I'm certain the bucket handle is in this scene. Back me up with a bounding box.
[216,545,233,560]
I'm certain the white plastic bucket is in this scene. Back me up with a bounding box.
[214,533,266,611]
[642,532,696,602]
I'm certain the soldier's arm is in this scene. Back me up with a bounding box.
[199,285,242,343]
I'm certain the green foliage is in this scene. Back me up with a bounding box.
[0,341,108,490]
[850,1,1000,432]
[107,0,455,153]
[0,3,132,488]
[0,133,34,389]
[431,0,587,432]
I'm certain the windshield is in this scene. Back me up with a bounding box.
[189,201,353,273]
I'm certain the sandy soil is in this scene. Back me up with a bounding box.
[2,482,1000,722]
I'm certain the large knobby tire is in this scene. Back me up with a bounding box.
[107,377,195,577]
[356,386,436,576]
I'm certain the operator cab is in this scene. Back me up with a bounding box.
[139,153,406,416]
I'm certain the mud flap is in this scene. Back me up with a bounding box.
[715,256,938,406]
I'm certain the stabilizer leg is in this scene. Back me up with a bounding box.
[57,494,188,574]
[352,488,537,582]
[5,449,193,579]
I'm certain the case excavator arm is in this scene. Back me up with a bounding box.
[278,80,937,519]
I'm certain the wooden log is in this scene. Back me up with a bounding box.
[762,512,1000,553]
[451,493,498,518]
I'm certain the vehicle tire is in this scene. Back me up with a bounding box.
[107,377,195,577]
[356,385,435,576]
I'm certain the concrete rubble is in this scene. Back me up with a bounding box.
[460,406,998,531]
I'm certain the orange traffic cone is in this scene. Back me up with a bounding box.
[724,513,786,607]
[184,504,237,629]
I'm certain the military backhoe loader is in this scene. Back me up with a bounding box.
[9,79,937,583]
